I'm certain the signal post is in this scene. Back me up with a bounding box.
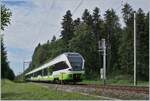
[98,39,106,85]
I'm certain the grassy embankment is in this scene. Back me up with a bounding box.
[1,79,104,100]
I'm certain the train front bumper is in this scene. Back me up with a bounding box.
[59,71,84,81]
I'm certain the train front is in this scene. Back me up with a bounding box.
[66,53,85,82]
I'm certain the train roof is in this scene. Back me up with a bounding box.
[25,52,83,76]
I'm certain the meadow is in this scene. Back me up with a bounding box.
[1,79,104,100]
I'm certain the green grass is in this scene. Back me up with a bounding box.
[81,79,149,87]
[1,79,105,100]
[80,74,149,86]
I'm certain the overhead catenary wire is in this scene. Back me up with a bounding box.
[54,0,84,37]
[23,0,55,73]
[32,0,55,45]
[114,0,124,19]
[72,0,84,14]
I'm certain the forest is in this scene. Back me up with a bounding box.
[25,3,149,81]
[1,3,148,81]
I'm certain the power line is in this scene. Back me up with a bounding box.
[50,0,55,9]
[114,0,124,18]
[72,0,84,14]
[54,0,84,37]
[26,0,55,69]
[27,0,69,68]
[113,0,123,11]
[33,0,55,43]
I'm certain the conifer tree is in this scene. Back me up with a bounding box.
[1,5,15,80]
[82,9,93,27]
[51,35,56,42]
[92,7,103,40]
[1,38,15,80]
[61,10,74,43]
[1,5,12,30]
[104,9,121,73]
[136,9,149,80]
[119,3,134,74]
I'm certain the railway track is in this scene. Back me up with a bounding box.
[33,82,149,100]
[32,81,149,95]
[77,84,149,94]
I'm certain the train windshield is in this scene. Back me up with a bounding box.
[68,55,83,71]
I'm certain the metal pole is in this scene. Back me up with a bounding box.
[134,12,137,86]
[23,61,25,80]
[23,61,31,81]
[23,62,25,72]
[98,40,101,80]
[148,11,150,96]
[103,39,106,85]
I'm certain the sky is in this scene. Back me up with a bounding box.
[1,0,150,75]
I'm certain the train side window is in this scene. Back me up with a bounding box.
[43,68,48,76]
[37,70,42,76]
[30,74,32,78]
[28,75,30,78]
[53,62,69,71]
[33,73,35,77]
[34,72,36,77]
[48,67,53,75]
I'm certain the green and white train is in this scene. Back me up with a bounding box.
[25,52,85,83]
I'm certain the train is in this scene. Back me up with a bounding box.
[25,52,85,83]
